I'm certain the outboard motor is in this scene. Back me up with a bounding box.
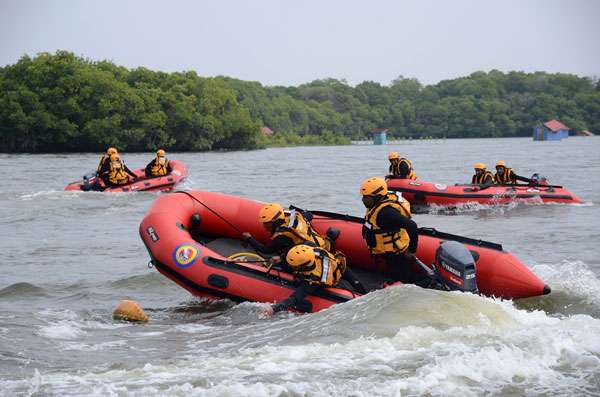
[530,173,549,186]
[82,172,96,191]
[433,241,478,293]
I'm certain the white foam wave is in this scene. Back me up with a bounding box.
[18,190,84,201]
[533,260,600,306]
[174,324,216,333]
[423,195,589,215]
[427,200,520,215]
[63,340,127,351]
[36,309,129,340]
[9,291,600,396]
[38,322,87,340]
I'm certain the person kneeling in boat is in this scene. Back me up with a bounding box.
[471,163,494,189]
[261,244,366,316]
[360,177,428,286]
[102,153,138,187]
[388,152,417,179]
[242,203,336,271]
[96,147,118,177]
[494,160,534,185]
[145,149,172,178]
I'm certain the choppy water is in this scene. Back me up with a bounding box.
[1,137,599,396]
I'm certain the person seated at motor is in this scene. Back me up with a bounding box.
[360,177,427,286]
[145,149,172,178]
[102,153,138,186]
[261,244,367,316]
[388,152,417,179]
[471,163,494,187]
[242,203,334,271]
[96,147,118,177]
[494,160,534,185]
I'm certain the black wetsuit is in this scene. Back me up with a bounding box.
[246,235,296,272]
[374,206,429,286]
[272,268,367,313]
[495,169,534,185]
[248,234,367,312]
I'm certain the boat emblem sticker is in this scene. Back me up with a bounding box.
[434,183,447,190]
[173,244,200,268]
[409,181,421,186]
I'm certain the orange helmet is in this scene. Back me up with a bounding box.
[286,245,316,270]
[258,203,285,224]
[156,149,166,157]
[495,160,506,168]
[107,147,118,156]
[388,151,400,160]
[474,163,486,170]
[360,177,388,197]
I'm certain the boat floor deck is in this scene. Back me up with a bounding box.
[197,236,389,293]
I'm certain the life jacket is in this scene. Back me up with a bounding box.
[108,160,130,185]
[362,195,411,255]
[272,210,329,250]
[472,170,494,185]
[494,167,516,184]
[288,247,346,287]
[390,158,417,180]
[385,192,411,218]
[150,158,169,177]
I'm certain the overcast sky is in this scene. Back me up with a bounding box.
[1,0,599,86]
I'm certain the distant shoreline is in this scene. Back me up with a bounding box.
[2,135,596,155]
[1,51,597,153]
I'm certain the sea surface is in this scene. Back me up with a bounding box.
[1,137,599,396]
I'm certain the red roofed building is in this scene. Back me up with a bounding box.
[533,119,570,141]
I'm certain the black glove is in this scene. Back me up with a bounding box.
[302,211,313,221]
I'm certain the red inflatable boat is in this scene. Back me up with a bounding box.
[64,160,187,193]
[386,177,583,209]
[139,190,549,313]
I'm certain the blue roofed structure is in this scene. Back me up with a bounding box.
[533,120,569,141]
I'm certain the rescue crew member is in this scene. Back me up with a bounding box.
[145,149,172,178]
[494,160,534,185]
[471,163,494,186]
[242,203,334,270]
[261,244,367,316]
[102,153,137,186]
[388,152,417,179]
[96,147,118,177]
[360,177,427,286]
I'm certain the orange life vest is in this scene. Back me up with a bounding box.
[108,160,130,185]
[287,247,346,287]
[494,167,516,184]
[390,158,417,179]
[272,210,329,250]
[150,158,169,177]
[362,195,411,255]
[472,170,494,185]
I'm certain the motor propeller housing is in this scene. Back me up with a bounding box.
[433,241,478,293]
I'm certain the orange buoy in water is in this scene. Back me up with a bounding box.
[113,300,149,323]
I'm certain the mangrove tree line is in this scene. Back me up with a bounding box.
[1,51,599,152]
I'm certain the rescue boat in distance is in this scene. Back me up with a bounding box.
[64,160,188,193]
[386,177,583,209]
[138,190,550,314]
